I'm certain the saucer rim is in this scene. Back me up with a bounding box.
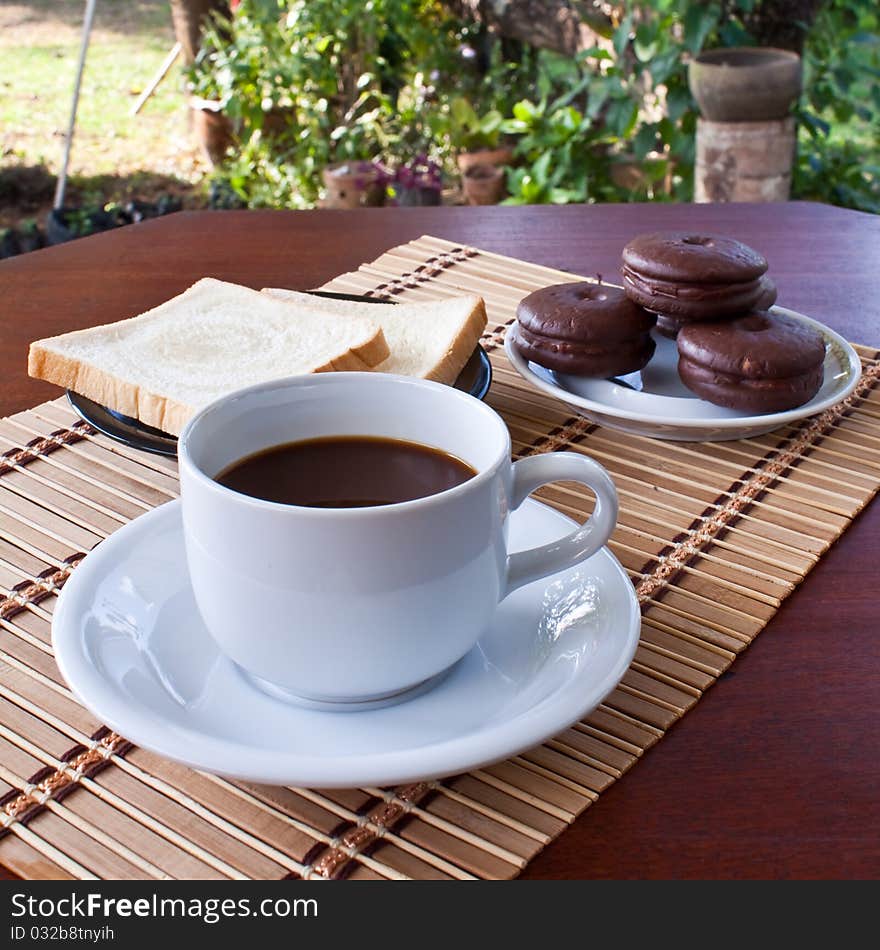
[52,498,641,788]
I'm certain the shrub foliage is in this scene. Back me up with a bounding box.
[189,0,879,211]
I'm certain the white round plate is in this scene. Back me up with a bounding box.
[504,305,861,442]
[52,498,640,788]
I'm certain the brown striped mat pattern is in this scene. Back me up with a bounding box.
[1,235,879,880]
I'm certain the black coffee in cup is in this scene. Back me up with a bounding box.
[215,435,476,508]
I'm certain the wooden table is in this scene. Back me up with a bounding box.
[1,202,878,879]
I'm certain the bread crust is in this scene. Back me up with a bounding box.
[28,336,387,436]
[331,331,390,371]
[27,278,389,436]
[422,296,487,385]
[28,342,191,435]
[263,288,488,385]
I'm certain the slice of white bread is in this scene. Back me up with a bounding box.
[28,278,389,436]
[262,288,488,385]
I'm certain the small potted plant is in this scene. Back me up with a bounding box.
[46,194,183,246]
[0,218,47,258]
[321,160,387,209]
[383,81,446,206]
[16,218,44,254]
[445,98,513,205]
[388,155,443,206]
[320,96,393,208]
[461,163,506,205]
[184,0,299,166]
[186,56,236,166]
[46,203,122,245]
[448,97,511,172]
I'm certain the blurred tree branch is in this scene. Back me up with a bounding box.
[442,1,828,55]
[720,0,826,54]
[442,1,615,56]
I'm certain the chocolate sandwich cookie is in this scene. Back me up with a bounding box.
[655,314,688,339]
[754,274,778,310]
[654,274,779,339]
[622,232,768,324]
[515,281,656,377]
[677,311,826,414]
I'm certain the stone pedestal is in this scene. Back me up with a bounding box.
[695,117,796,203]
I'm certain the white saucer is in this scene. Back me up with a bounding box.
[505,305,861,442]
[52,498,640,788]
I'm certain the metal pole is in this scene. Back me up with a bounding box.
[53,0,99,211]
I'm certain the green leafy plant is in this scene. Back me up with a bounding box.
[501,98,613,204]
[472,1,713,204]
[191,0,877,212]
[447,97,504,153]
[570,0,712,202]
[794,136,880,214]
[218,136,319,209]
[383,76,443,159]
[193,0,462,206]
[793,0,880,212]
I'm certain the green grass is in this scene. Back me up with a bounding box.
[0,1,205,190]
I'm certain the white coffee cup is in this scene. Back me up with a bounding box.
[178,373,618,707]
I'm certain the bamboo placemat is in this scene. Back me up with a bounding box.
[1,236,879,880]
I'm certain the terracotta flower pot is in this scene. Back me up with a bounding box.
[189,97,235,166]
[462,163,506,205]
[456,145,514,174]
[688,47,802,122]
[321,162,385,209]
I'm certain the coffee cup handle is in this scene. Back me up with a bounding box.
[504,452,618,596]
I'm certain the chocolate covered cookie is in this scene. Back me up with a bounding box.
[754,274,778,310]
[677,311,826,413]
[514,281,656,377]
[622,232,769,324]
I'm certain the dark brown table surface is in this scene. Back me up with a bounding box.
[1,202,878,880]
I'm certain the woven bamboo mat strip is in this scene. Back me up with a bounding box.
[1,236,879,881]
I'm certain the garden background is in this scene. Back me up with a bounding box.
[1,0,877,250]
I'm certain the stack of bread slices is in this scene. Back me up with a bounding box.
[28,278,487,436]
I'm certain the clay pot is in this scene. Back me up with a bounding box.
[321,162,385,209]
[456,145,514,174]
[462,163,506,205]
[190,98,235,166]
[688,47,802,122]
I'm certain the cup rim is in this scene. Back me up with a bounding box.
[178,371,511,518]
